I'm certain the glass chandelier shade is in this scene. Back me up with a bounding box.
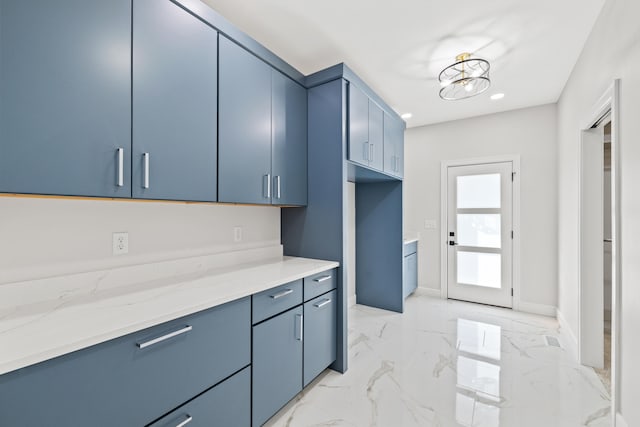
[438,53,491,100]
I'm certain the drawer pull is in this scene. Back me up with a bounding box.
[175,415,193,427]
[313,275,332,283]
[270,288,293,299]
[314,298,332,308]
[136,325,193,349]
[143,152,150,189]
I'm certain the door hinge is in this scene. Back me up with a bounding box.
[511,230,514,239]
[511,172,515,181]
[511,289,514,296]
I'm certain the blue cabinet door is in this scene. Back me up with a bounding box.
[0,0,131,198]
[272,71,307,206]
[132,0,218,201]
[303,290,337,386]
[148,366,251,427]
[219,36,272,204]
[368,100,384,171]
[348,82,369,167]
[403,252,418,299]
[384,112,404,178]
[252,306,303,426]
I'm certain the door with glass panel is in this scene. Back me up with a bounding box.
[447,162,513,308]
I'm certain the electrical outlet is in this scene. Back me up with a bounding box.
[424,220,437,229]
[233,227,243,242]
[112,232,129,255]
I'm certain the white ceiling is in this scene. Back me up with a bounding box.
[202,0,606,128]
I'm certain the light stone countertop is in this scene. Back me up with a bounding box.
[0,256,339,375]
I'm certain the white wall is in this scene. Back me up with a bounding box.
[0,197,281,284]
[555,0,640,422]
[404,104,558,308]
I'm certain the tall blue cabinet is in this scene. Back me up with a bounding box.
[0,0,132,198]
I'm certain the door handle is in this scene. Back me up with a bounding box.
[274,175,281,199]
[314,298,332,308]
[295,313,303,341]
[142,152,150,189]
[116,148,124,187]
[264,174,271,198]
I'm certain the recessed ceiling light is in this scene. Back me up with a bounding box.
[490,93,505,100]
[401,113,412,120]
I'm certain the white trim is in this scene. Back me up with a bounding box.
[557,308,578,360]
[578,80,621,424]
[348,294,357,308]
[615,412,628,427]
[440,155,522,309]
[518,301,556,317]
[413,287,443,298]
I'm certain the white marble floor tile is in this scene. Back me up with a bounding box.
[264,296,611,427]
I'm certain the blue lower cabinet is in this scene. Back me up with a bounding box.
[0,297,251,427]
[252,306,303,426]
[303,290,337,386]
[148,366,251,427]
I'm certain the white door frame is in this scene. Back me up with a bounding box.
[579,79,621,424]
[440,155,521,311]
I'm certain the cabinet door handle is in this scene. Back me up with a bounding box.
[274,175,281,199]
[116,148,124,187]
[143,152,150,189]
[264,174,271,198]
[295,313,303,341]
[175,415,193,427]
[270,288,293,299]
[313,275,332,283]
[369,143,374,162]
[136,325,192,349]
[314,298,332,308]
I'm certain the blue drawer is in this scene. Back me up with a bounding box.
[148,366,251,427]
[303,269,337,302]
[252,279,303,324]
[0,297,251,427]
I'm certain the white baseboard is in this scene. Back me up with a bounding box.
[517,301,557,317]
[557,308,578,360]
[616,412,628,427]
[348,294,357,308]
[413,287,443,298]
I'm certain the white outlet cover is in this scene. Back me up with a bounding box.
[112,232,129,255]
[233,227,243,242]
[424,220,437,229]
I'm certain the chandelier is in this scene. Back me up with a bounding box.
[438,53,490,100]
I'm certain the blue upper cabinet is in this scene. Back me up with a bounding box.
[383,112,404,178]
[219,36,307,206]
[348,81,390,174]
[219,36,273,205]
[0,0,132,198]
[132,0,218,202]
[272,72,307,206]
[348,82,369,167]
